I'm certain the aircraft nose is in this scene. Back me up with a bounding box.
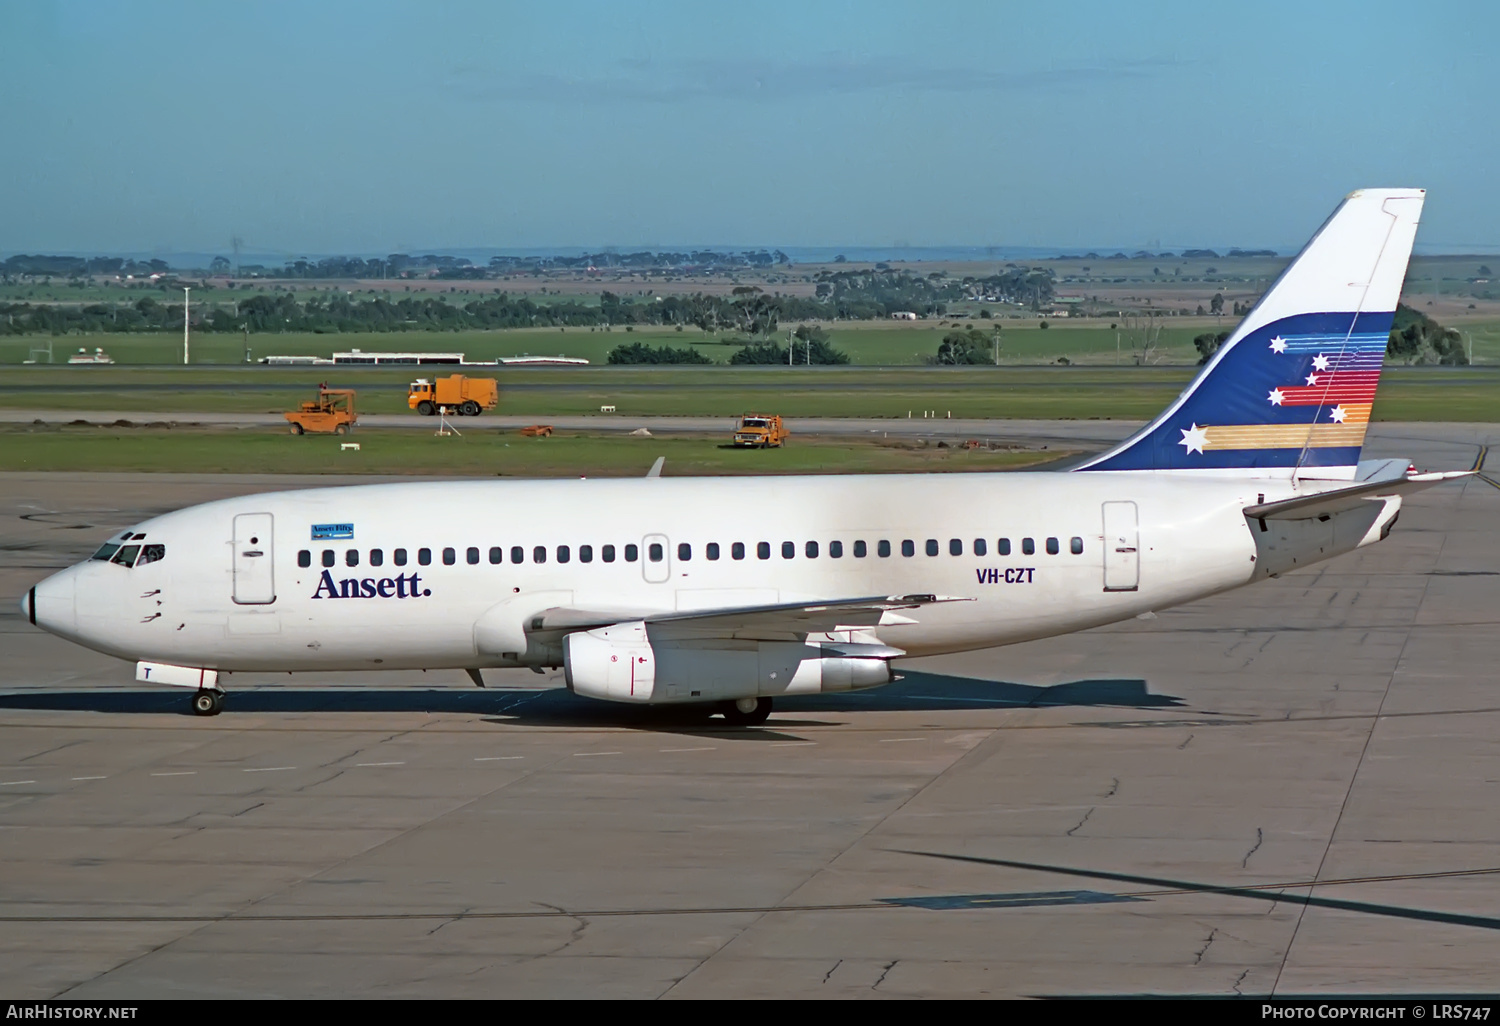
[27,568,78,637]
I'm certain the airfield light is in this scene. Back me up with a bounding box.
[183,286,191,365]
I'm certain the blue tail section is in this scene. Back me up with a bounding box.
[1075,189,1424,479]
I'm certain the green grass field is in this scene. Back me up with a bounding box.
[0,425,1063,477]
[1,364,1496,420]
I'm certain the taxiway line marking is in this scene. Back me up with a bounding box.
[769,742,816,747]
[474,756,524,761]
[70,776,107,781]
[355,762,404,767]
[0,780,37,786]
[879,737,925,743]
[573,751,622,757]
[242,766,297,773]
[659,746,716,753]
[150,771,196,777]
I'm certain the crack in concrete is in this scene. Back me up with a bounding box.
[1243,827,1264,868]
[1193,928,1217,966]
[1233,968,1250,994]
[872,959,897,990]
[822,959,842,984]
[1177,733,1194,750]
[1066,807,1094,836]
[1103,778,1119,798]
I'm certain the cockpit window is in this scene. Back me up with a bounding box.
[137,544,166,566]
[111,545,140,566]
[92,542,121,562]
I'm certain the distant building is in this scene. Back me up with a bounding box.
[890,311,918,320]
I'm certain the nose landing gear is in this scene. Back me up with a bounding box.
[191,688,226,717]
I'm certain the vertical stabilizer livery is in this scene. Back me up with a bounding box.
[1076,188,1425,477]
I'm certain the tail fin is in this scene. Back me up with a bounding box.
[1076,188,1424,479]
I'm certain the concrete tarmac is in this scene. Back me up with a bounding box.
[0,423,1497,998]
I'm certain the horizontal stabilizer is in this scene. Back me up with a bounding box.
[1244,467,1470,521]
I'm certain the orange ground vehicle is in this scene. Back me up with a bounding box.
[285,387,357,435]
[732,413,789,448]
[408,374,499,416]
[519,425,554,437]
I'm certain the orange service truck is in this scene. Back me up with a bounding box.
[408,374,499,416]
[732,413,789,448]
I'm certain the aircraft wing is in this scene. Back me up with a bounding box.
[527,594,970,642]
[1245,463,1472,521]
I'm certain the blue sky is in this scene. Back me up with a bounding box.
[1,0,1494,255]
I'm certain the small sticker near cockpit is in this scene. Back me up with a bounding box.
[311,523,354,540]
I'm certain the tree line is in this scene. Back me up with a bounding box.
[1,268,1054,336]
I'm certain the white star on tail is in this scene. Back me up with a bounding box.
[1305,373,1320,386]
[1270,336,1287,353]
[1179,423,1208,455]
[1329,405,1347,423]
[1312,353,1331,371]
[1268,388,1285,406]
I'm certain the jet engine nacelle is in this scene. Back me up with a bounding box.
[562,621,896,705]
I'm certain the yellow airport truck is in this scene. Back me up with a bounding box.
[732,413,789,448]
[408,374,500,416]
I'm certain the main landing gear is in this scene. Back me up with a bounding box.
[720,696,772,726]
[191,687,226,717]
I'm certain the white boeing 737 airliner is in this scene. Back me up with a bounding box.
[20,189,1468,721]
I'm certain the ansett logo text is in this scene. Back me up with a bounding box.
[312,570,430,599]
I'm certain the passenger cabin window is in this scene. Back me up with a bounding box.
[370,549,384,567]
[511,546,524,564]
[677,543,691,561]
[806,541,818,558]
[298,550,311,568]
[489,546,503,565]
[925,539,939,557]
[557,545,570,564]
[533,546,547,564]
[707,543,720,560]
[974,538,987,556]
[625,544,638,562]
[732,542,745,560]
[138,544,165,566]
[648,543,664,562]
[603,544,616,563]
[322,549,336,568]
[901,540,915,557]
[418,548,432,566]
[1071,537,1084,555]
[782,541,795,559]
[1022,538,1035,555]
[998,538,1011,556]
[877,540,891,558]
[1046,537,1060,555]
[949,539,962,556]
[854,540,867,558]
[580,545,593,563]
[394,548,408,566]
[467,547,480,565]
[346,549,359,567]
[757,542,770,560]
[442,547,456,566]
[829,541,843,558]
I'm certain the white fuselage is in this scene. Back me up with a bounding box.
[27,469,1378,679]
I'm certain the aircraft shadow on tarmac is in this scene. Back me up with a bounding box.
[0,672,1183,728]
